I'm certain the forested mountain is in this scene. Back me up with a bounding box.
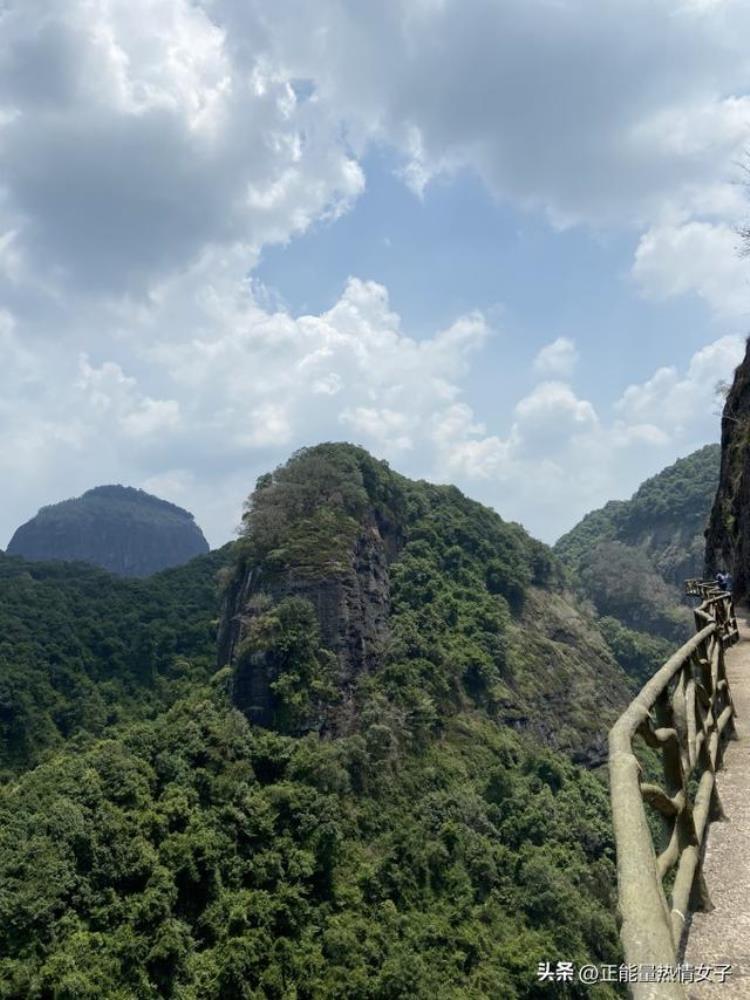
[7,485,209,578]
[220,444,631,765]
[0,445,632,999]
[556,444,720,591]
[554,444,720,685]
[0,547,230,778]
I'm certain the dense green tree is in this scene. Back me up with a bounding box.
[0,547,231,776]
[555,445,719,679]
[0,446,626,997]
[0,690,623,999]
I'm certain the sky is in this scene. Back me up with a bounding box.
[2,0,750,549]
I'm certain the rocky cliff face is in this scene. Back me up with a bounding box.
[616,444,721,587]
[218,443,633,761]
[705,339,750,599]
[218,511,397,727]
[7,485,209,577]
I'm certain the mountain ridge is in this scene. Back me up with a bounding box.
[554,444,720,644]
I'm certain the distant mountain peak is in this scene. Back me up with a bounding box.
[7,484,209,577]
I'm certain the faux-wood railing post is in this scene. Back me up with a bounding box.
[608,586,739,997]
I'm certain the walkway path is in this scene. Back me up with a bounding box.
[685,615,750,997]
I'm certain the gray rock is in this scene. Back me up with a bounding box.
[705,338,750,600]
[218,511,396,729]
[7,485,209,577]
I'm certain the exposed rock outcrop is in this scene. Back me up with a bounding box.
[705,339,750,599]
[218,442,633,762]
[218,511,398,728]
[7,485,209,577]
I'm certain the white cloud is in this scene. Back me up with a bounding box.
[616,334,745,434]
[533,337,579,378]
[633,221,750,316]
[2,0,750,549]
[236,403,293,449]
[340,407,413,451]
[226,0,750,227]
[207,0,750,329]
[513,381,598,453]
[141,468,196,502]
[121,399,181,439]
[76,355,181,439]
[0,0,748,337]
[431,334,743,539]
[143,272,488,470]
[3,0,750,306]
[0,230,23,282]
[0,0,364,296]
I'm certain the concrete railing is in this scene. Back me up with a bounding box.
[608,583,739,999]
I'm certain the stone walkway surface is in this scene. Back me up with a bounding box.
[684,615,750,998]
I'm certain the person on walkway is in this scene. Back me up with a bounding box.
[716,571,727,591]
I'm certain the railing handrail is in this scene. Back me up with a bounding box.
[608,582,739,998]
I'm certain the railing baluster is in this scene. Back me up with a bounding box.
[686,663,697,769]
[609,585,739,997]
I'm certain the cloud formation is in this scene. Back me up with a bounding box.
[533,338,579,378]
[3,0,750,301]
[438,335,744,539]
[230,0,750,226]
[633,221,750,317]
[2,255,740,545]
[0,0,363,297]
[1,0,749,547]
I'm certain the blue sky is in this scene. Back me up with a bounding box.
[256,146,723,411]
[1,0,750,547]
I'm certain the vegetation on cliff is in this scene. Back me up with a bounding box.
[0,445,630,998]
[555,445,720,680]
[616,444,720,548]
[556,444,719,598]
[228,444,630,760]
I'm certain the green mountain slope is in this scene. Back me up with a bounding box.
[0,695,621,1000]
[221,444,630,763]
[555,445,720,644]
[556,444,719,588]
[553,444,721,690]
[0,547,231,777]
[0,445,630,998]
